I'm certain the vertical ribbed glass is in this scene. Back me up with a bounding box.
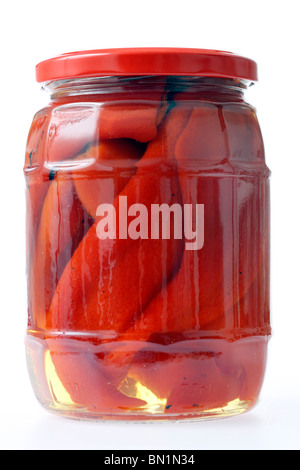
[24,77,270,420]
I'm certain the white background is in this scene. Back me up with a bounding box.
[0,0,299,451]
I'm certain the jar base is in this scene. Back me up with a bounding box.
[37,396,257,422]
[25,332,268,422]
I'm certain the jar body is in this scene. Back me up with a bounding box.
[24,77,270,421]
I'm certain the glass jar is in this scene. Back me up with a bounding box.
[24,49,271,421]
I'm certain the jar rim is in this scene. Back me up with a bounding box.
[35,48,258,83]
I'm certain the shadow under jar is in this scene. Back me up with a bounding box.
[24,48,271,421]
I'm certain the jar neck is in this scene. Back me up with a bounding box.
[43,76,250,103]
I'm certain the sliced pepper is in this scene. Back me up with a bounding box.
[47,105,191,333]
[73,139,146,219]
[47,337,147,413]
[104,102,268,407]
[45,106,191,409]
[28,173,92,330]
[24,107,52,257]
[98,103,161,143]
[46,82,168,163]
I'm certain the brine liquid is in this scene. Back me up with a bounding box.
[26,331,268,421]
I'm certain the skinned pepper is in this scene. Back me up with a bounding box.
[46,106,190,332]
[46,337,147,413]
[27,173,92,330]
[45,103,161,163]
[102,103,233,391]
[124,102,266,337]
[223,103,265,163]
[28,139,145,330]
[24,107,52,257]
[104,101,268,409]
[123,342,243,413]
[105,103,234,344]
[98,103,162,143]
[44,106,191,411]
[73,139,146,219]
[46,80,168,164]
[37,89,168,253]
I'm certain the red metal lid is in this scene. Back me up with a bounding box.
[36,48,258,83]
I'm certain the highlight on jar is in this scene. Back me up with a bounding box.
[24,48,271,421]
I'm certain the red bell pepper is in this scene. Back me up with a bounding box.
[45,105,190,409]
[46,83,168,163]
[27,173,91,330]
[47,106,190,332]
[73,139,146,218]
[103,102,268,410]
[24,107,52,258]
